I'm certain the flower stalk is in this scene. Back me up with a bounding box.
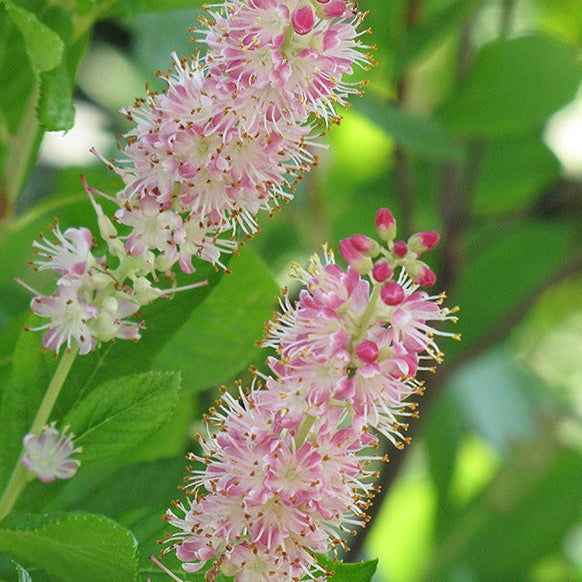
[0,345,78,521]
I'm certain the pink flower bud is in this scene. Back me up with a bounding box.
[393,240,408,258]
[339,238,373,274]
[409,261,437,286]
[292,5,316,35]
[372,259,392,282]
[380,281,404,305]
[375,208,396,241]
[323,0,348,17]
[349,234,380,257]
[408,231,440,253]
[355,340,379,363]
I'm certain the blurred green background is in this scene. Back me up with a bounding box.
[1,0,581,580]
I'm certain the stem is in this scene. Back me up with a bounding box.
[0,346,79,521]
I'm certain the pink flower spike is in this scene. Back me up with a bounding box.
[372,260,392,283]
[393,240,408,258]
[376,208,396,241]
[408,231,440,253]
[409,261,437,287]
[380,281,405,306]
[292,4,316,35]
[355,340,379,363]
[21,425,81,483]
[349,234,380,257]
[339,238,373,274]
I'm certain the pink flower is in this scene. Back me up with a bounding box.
[21,425,81,483]
[28,285,98,355]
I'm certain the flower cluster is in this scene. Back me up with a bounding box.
[164,208,458,581]
[21,424,81,483]
[21,0,371,355]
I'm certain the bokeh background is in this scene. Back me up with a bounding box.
[1,0,581,580]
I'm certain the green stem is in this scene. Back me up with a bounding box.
[0,346,79,521]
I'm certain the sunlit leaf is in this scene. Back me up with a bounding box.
[438,36,581,136]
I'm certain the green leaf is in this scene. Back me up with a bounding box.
[64,372,181,463]
[319,557,378,582]
[448,220,579,358]
[37,60,75,131]
[393,0,472,75]
[430,444,582,579]
[0,11,36,133]
[438,36,582,137]
[0,321,54,490]
[0,512,138,582]
[153,246,278,392]
[473,134,560,214]
[355,96,466,163]
[3,1,64,73]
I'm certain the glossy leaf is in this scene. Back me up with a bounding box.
[438,36,582,137]
[0,512,138,582]
[3,1,64,73]
[355,96,466,163]
[153,246,278,392]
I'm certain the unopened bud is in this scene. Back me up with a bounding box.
[408,231,440,253]
[409,260,436,287]
[355,340,379,363]
[380,281,404,305]
[339,238,373,274]
[372,260,392,282]
[375,208,396,241]
[349,234,380,257]
[393,240,408,258]
[292,4,316,35]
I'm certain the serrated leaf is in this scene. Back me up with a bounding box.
[355,96,466,163]
[438,36,582,137]
[0,512,138,582]
[153,246,278,392]
[3,1,64,73]
[64,372,181,463]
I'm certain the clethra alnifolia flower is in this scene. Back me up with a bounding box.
[21,424,82,483]
[164,208,459,581]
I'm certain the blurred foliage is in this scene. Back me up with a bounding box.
[0,0,581,580]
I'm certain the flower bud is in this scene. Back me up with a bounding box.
[21,425,81,483]
[354,340,379,363]
[339,238,373,274]
[349,234,380,257]
[375,208,396,241]
[380,281,404,305]
[393,240,408,258]
[408,231,440,253]
[292,4,316,35]
[372,259,392,282]
[408,260,436,287]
